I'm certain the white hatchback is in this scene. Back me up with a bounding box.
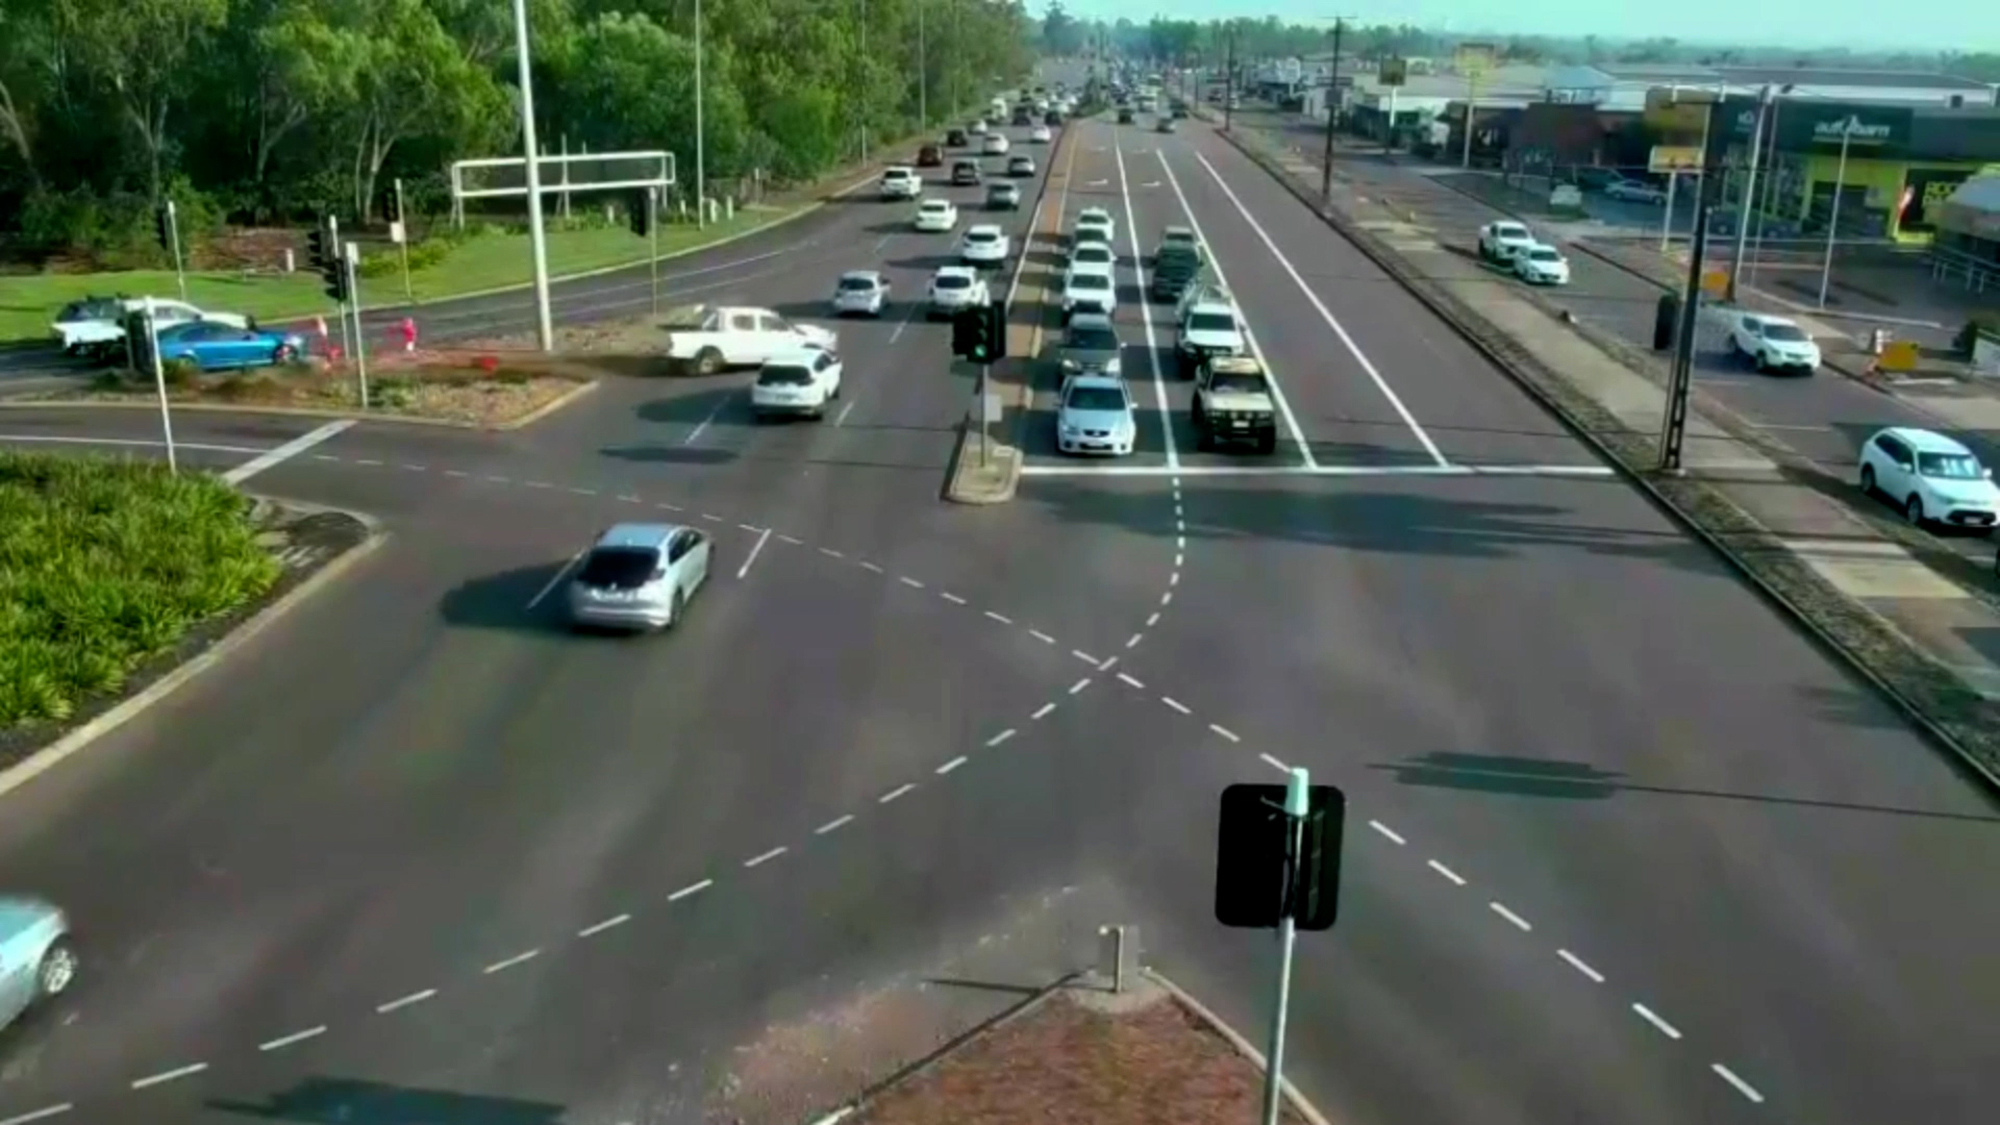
[566,523,714,632]
[960,224,1011,266]
[913,199,958,232]
[983,133,1011,156]
[751,346,843,420]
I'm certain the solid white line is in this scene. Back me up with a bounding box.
[1016,462,1616,478]
[939,591,967,605]
[684,394,731,446]
[1208,722,1239,742]
[1427,859,1467,886]
[376,988,437,1013]
[1162,696,1191,713]
[1031,629,1056,644]
[669,878,714,901]
[1031,702,1057,719]
[1489,902,1533,931]
[1111,130,1181,472]
[987,728,1018,747]
[985,611,1015,625]
[736,527,773,579]
[526,551,583,610]
[1632,1003,1683,1040]
[1117,672,1145,689]
[1558,949,1606,983]
[1190,150,1446,466]
[1069,678,1092,695]
[1151,153,1316,466]
[484,949,541,974]
[1368,819,1406,845]
[936,755,969,774]
[221,420,355,485]
[0,434,264,455]
[131,1063,208,1089]
[0,1104,73,1125]
[1259,752,1289,771]
[744,846,789,867]
[1711,1064,1766,1103]
[816,814,855,834]
[579,913,632,937]
[259,1025,328,1052]
[878,783,916,803]
[835,401,859,428]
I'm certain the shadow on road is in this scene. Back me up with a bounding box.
[635,386,744,427]
[438,562,576,632]
[600,443,739,466]
[209,1076,565,1123]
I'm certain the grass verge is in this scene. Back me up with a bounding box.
[0,453,282,729]
[0,207,800,346]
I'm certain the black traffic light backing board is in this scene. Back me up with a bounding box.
[1214,782,1346,931]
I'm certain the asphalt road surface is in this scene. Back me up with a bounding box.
[0,101,1996,1125]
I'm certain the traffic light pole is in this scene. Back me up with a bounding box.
[344,242,370,409]
[324,216,351,361]
[979,361,991,468]
[163,201,189,304]
[648,185,661,318]
[140,296,179,475]
[1260,766,1309,1125]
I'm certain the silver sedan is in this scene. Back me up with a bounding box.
[831,270,890,317]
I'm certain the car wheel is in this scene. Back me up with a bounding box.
[1752,351,1767,373]
[1906,494,1926,527]
[36,939,78,1000]
[695,348,724,377]
[1258,433,1278,455]
[1860,464,1876,495]
[666,587,686,630]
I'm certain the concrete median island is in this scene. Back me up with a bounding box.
[0,454,374,772]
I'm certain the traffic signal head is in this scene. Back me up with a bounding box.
[952,301,1009,362]
[155,208,172,250]
[629,190,653,238]
[306,227,328,272]
[323,265,349,304]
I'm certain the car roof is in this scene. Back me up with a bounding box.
[764,345,830,366]
[1493,222,1530,234]
[884,165,916,174]
[1746,313,1797,327]
[1185,300,1236,316]
[1163,226,1197,239]
[966,224,1003,235]
[840,269,884,282]
[1067,270,1110,284]
[1208,355,1265,375]
[1064,375,1128,395]
[1883,427,1973,455]
[935,265,977,279]
[595,522,683,550]
[1067,313,1117,333]
[920,198,953,208]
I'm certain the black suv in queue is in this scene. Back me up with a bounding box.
[951,159,982,186]
[945,128,969,147]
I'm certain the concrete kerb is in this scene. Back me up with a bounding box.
[1142,967,1337,1125]
[1214,122,2000,790]
[0,504,388,802]
[0,377,602,433]
[943,119,1080,505]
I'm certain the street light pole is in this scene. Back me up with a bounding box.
[695,0,706,230]
[917,0,927,129]
[1727,85,1774,302]
[1223,29,1237,132]
[1817,120,1856,309]
[509,0,554,352]
[1320,18,1347,201]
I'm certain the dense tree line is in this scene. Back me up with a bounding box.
[0,0,1034,263]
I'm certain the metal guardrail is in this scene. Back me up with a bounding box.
[1929,244,1999,294]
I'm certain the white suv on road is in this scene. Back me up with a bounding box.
[1478,221,1536,263]
[1858,427,2000,530]
[1729,313,1821,374]
[913,199,958,232]
[880,166,922,201]
[928,266,990,318]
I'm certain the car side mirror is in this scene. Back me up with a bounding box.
[1898,461,1915,473]
[1987,468,1995,480]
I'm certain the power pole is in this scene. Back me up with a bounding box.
[917,0,927,129]
[1320,18,1350,201]
[1224,29,1237,131]
[1659,91,1728,473]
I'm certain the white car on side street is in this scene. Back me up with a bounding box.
[1478,220,1536,263]
[1729,313,1822,374]
[1061,268,1117,321]
[1513,243,1571,285]
[1857,427,2000,531]
[913,198,959,232]
[959,224,1011,266]
[1056,375,1137,457]
[751,346,843,420]
[928,266,991,318]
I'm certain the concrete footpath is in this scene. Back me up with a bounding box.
[1207,109,2000,783]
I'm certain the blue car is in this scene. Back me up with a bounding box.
[156,320,306,371]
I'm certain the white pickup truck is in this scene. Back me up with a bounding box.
[665,305,839,376]
[52,296,250,361]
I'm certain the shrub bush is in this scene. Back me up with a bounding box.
[0,454,282,728]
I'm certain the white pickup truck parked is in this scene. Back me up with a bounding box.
[664,305,839,376]
[52,296,250,361]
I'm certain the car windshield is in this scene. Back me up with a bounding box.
[758,365,814,386]
[968,231,998,243]
[1076,247,1111,261]
[1071,274,1109,290]
[1530,249,1562,262]
[838,276,877,291]
[988,186,1015,198]
[1188,313,1236,334]
[1918,452,1984,479]
[923,202,949,212]
[1210,371,1269,394]
[1066,327,1119,352]
[1763,323,1809,342]
[58,298,121,322]
[1066,386,1127,412]
[935,274,971,290]
[1497,225,1528,239]
[576,546,659,590]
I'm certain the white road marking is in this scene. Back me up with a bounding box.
[819,546,845,558]
[1368,819,1406,845]
[1160,590,1174,605]
[1030,629,1056,644]
[568,486,596,496]
[1117,672,1145,689]
[700,512,723,522]
[887,301,923,345]
[1125,633,1143,649]
[816,814,855,834]
[1632,1003,1683,1040]
[447,469,471,477]
[1098,655,1119,671]
[1019,463,1616,478]
[736,527,774,579]
[1558,949,1606,983]
[403,463,427,472]
[1259,752,1289,771]
[579,914,632,937]
[1169,572,1180,586]
[131,1063,208,1090]
[684,394,732,445]
[355,458,384,467]
[526,551,584,609]
[1427,859,1467,886]
[669,878,715,901]
[658,501,682,511]
[1208,722,1239,742]
[1489,902,1533,931]
[878,783,916,803]
[483,949,541,974]
[1174,552,1184,567]
[0,434,257,456]
[485,475,509,483]
[1073,649,1099,664]
[1146,612,1161,627]
[0,1105,73,1125]
[778,534,804,545]
[524,480,552,489]
[940,591,968,604]
[1712,1064,1766,1103]
[835,400,859,426]
[1162,696,1191,714]
[376,988,437,1013]
[1111,131,1181,472]
[744,846,789,868]
[861,561,885,573]
[1069,678,1092,695]
[936,755,969,774]
[220,420,355,484]
[1031,702,1057,720]
[985,611,1015,625]
[259,1026,328,1052]
[618,492,642,501]
[898,575,925,589]
[987,729,1019,747]
[736,522,762,533]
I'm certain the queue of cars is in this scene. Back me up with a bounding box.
[50,294,304,372]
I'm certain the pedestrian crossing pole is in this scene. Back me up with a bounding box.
[1259,767,1310,1125]
[344,242,370,410]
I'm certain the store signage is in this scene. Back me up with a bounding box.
[1814,114,1894,143]
[1649,145,1704,173]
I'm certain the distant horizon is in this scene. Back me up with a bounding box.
[1057,3,1999,56]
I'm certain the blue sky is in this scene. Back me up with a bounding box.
[1058,2,2000,54]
